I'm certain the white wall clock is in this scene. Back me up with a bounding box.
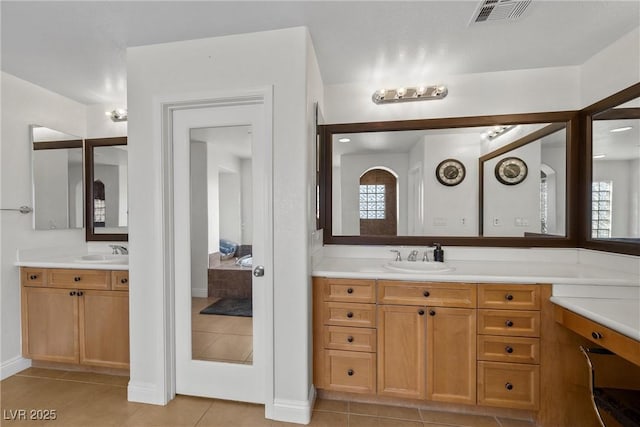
[436,159,466,186]
[495,157,528,185]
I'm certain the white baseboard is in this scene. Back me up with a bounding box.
[191,288,208,298]
[128,381,168,405]
[270,385,316,425]
[1,356,31,380]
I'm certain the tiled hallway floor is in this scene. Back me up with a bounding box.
[0,368,535,427]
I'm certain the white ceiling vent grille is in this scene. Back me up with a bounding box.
[471,0,532,24]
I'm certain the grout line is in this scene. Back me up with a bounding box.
[193,399,215,427]
[15,373,128,388]
[495,416,504,427]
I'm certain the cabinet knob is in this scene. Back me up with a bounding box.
[29,274,38,280]
[347,288,353,294]
[346,312,353,318]
[347,336,354,343]
[347,369,354,376]
[77,291,84,296]
[69,291,76,296]
[505,294,514,301]
[121,278,128,284]
[591,331,603,340]
[418,309,425,316]
[423,291,430,297]
[505,346,514,354]
[505,320,514,327]
[429,310,436,316]
[73,276,81,282]
[505,382,514,391]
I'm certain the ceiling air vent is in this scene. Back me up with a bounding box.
[471,0,532,24]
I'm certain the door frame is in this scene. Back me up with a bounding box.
[157,87,274,410]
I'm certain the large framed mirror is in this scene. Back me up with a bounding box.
[584,83,640,255]
[319,112,579,246]
[30,125,83,230]
[85,137,128,241]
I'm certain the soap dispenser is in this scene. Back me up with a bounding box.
[433,243,444,262]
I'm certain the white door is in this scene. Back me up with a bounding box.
[173,99,271,403]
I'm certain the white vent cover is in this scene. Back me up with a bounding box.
[470,0,532,24]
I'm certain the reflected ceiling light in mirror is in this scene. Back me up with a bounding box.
[372,85,448,104]
[338,138,351,143]
[610,126,633,133]
[105,108,128,122]
[593,154,606,159]
[481,125,516,140]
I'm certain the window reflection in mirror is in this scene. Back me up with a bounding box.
[481,124,567,237]
[31,125,83,230]
[91,145,128,233]
[591,98,640,241]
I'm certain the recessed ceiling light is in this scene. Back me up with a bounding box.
[593,154,606,159]
[610,126,633,133]
[338,138,351,143]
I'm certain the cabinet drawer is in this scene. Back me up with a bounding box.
[111,271,129,291]
[47,269,110,290]
[323,279,375,303]
[21,268,46,286]
[323,302,376,328]
[478,335,540,364]
[323,350,376,394]
[478,310,540,337]
[377,281,476,308]
[478,361,539,410]
[478,285,540,310]
[554,305,640,366]
[323,326,376,352]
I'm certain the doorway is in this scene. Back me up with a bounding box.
[171,97,272,404]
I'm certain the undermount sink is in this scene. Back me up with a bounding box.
[383,260,453,273]
[75,254,129,264]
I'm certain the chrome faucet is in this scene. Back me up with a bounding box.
[109,245,128,255]
[422,246,435,262]
[389,249,402,261]
[407,250,419,262]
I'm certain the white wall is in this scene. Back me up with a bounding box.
[190,142,209,297]
[33,149,71,229]
[219,172,242,244]
[126,27,314,420]
[593,159,635,238]
[69,163,83,228]
[240,159,253,245]
[0,72,87,378]
[86,104,128,139]
[540,138,567,236]
[630,159,640,238]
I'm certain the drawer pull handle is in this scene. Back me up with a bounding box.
[418,309,425,316]
[346,312,354,318]
[77,291,84,296]
[121,278,128,284]
[347,369,354,376]
[505,320,514,327]
[69,291,76,296]
[347,336,354,343]
[505,294,514,301]
[74,276,81,282]
[505,346,514,354]
[429,310,436,316]
[29,274,38,280]
[592,331,603,340]
[347,288,354,294]
[505,382,514,391]
[423,291,430,297]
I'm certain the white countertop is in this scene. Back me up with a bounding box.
[15,246,129,271]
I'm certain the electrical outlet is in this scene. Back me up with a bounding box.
[460,217,466,225]
[493,217,501,226]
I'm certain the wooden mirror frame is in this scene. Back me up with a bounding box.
[582,82,640,256]
[319,111,580,247]
[85,137,128,242]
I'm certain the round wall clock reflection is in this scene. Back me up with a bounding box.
[495,157,528,185]
[436,159,466,186]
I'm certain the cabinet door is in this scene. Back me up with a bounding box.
[79,290,130,369]
[377,305,426,399]
[426,307,476,405]
[21,287,79,363]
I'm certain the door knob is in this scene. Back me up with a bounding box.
[253,265,265,277]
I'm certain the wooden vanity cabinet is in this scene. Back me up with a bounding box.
[21,267,129,370]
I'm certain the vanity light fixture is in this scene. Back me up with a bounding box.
[593,154,606,159]
[338,138,351,143]
[106,109,128,122]
[481,125,516,140]
[610,126,633,133]
[372,85,448,104]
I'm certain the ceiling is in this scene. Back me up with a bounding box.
[1,1,638,106]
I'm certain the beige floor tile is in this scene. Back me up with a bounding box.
[2,376,107,411]
[306,411,348,427]
[223,316,253,336]
[14,367,69,379]
[349,414,423,427]
[60,370,129,386]
[496,417,536,427]
[196,400,270,426]
[420,409,500,427]
[193,297,219,311]
[122,394,213,427]
[198,334,252,362]
[349,402,421,421]
[192,331,222,356]
[313,398,348,413]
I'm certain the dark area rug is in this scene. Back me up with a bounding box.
[199,298,252,317]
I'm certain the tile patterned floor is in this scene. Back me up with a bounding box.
[0,368,536,426]
[191,297,253,364]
